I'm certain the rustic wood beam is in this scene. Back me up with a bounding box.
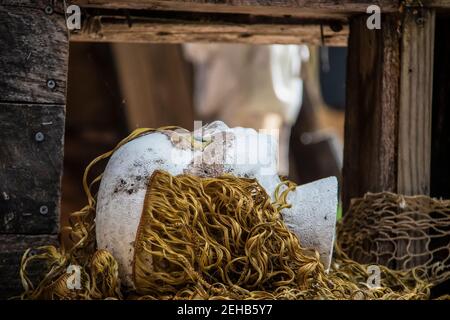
[0,2,68,103]
[71,10,349,45]
[0,0,68,298]
[73,0,400,18]
[421,0,450,9]
[397,9,435,195]
[344,10,436,269]
[343,8,436,212]
[73,0,450,15]
[396,8,435,269]
[343,14,401,213]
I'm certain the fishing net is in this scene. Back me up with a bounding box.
[337,192,450,285]
[16,128,450,300]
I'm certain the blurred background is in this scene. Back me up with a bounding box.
[62,43,347,228]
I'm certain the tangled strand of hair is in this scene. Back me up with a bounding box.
[17,128,450,300]
[132,170,436,300]
[19,127,184,300]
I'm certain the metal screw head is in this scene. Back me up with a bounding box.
[35,132,45,142]
[39,205,49,215]
[44,5,53,15]
[47,79,56,90]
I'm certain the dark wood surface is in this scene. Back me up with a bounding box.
[431,17,450,199]
[72,0,450,14]
[343,9,436,213]
[0,234,58,299]
[430,18,450,296]
[72,0,399,16]
[343,14,400,213]
[343,10,437,269]
[0,1,68,104]
[0,1,68,297]
[69,1,450,45]
[0,103,65,234]
[71,10,348,45]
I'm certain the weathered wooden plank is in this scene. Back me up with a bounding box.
[431,17,450,199]
[344,11,436,270]
[73,0,450,14]
[73,0,400,17]
[342,14,400,213]
[71,10,348,45]
[422,0,450,9]
[343,10,435,199]
[0,234,58,299]
[0,103,65,234]
[0,0,68,104]
[398,9,435,196]
[396,8,435,270]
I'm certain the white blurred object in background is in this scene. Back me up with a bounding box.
[183,44,309,175]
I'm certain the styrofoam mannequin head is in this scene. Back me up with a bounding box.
[95,121,337,288]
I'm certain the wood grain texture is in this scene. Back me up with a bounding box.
[73,0,400,17]
[71,10,348,45]
[0,0,68,104]
[343,14,400,213]
[421,0,450,8]
[0,103,65,234]
[431,17,450,199]
[398,9,435,196]
[344,11,436,270]
[0,234,58,299]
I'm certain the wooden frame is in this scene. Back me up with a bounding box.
[0,0,68,297]
[1,0,450,297]
[343,7,437,211]
[70,10,349,45]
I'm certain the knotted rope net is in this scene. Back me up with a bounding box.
[17,128,450,300]
[337,192,450,285]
